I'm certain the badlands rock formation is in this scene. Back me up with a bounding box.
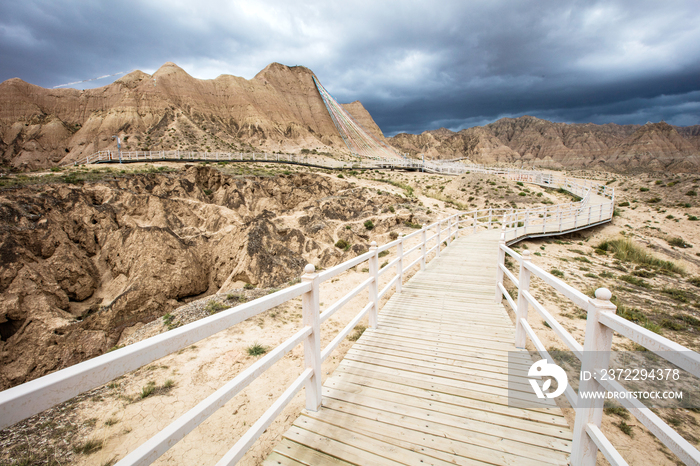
[0,62,386,170]
[0,166,409,389]
[389,116,700,172]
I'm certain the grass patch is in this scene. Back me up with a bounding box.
[550,269,564,278]
[617,420,633,437]
[246,342,268,356]
[205,300,227,315]
[140,381,156,399]
[348,325,367,341]
[619,275,652,289]
[378,250,390,258]
[73,438,103,455]
[668,237,692,248]
[661,287,693,303]
[614,299,661,334]
[604,400,630,419]
[596,237,684,274]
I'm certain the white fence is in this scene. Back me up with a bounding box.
[0,170,625,465]
[496,244,700,466]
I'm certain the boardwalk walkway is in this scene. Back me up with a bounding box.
[265,230,573,466]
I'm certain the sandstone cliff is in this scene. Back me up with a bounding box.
[0,63,385,170]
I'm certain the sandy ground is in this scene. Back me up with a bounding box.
[4,162,699,465]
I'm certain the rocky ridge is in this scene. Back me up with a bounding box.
[389,117,700,172]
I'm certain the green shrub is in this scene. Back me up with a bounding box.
[639,187,649,192]
[618,201,630,207]
[335,239,350,250]
[550,269,564,278]
[689,277,700,288]
[364,220,375,230]
[686,190,697,196]
[244,283,255,290]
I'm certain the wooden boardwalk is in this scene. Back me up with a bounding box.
[265,230,573,466]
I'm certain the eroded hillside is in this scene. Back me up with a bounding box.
[0,165,416,389]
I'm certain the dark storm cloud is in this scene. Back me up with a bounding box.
[1,0,699,135]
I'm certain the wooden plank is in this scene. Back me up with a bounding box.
[322,386,572,450]
[358,332,532,364]
[305,405,569,466]
[263,451,313,466]
[329,371,568,426]
[272,439,355,466]
[327,375,569,433]
[349,342,529,377]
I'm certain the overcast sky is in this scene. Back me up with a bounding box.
[1,0,699,136]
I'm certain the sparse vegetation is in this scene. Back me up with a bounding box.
[348,325,367,341]
[596,237,684,274]
[205,300,227,315]
[364,220,375,230]
[247,342,268,356]
[335,239,351,251]
[73,438,103,455]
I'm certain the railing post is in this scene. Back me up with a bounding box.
[495,233,506,303]
[368,241,379,328]
[446,217,452,246]
[420,225,427,271]
[514,250,532,348]
[473,210,477,233]
[301,264,322,411]
[557,205,562,231]
[488,207,492,229]
[524,210,530,235]
[571,288,617,466]
[396,237,403,293]
[436,221,441,257]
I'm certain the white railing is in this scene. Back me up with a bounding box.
[495,245,700,466]
[499,173,614,243]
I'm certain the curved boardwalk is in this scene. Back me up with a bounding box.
[265,230,573,466]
